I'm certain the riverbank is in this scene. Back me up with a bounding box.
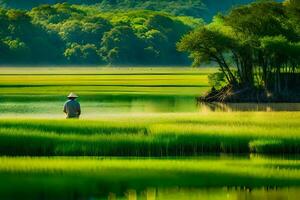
[199,85,300,103]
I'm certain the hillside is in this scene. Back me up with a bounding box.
[0,4,202,65]
[0,0,256,21]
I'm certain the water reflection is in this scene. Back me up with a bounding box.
[199,102,300,112]
[112,187,300,200]
[5,187,298,200]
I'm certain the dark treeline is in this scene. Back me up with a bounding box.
[178,0,300,100]
[0,0,256,21]
[0,3,203,65]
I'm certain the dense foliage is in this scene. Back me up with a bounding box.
[0,3,202,65]
[178,1,300,96]
[0,0,255,20]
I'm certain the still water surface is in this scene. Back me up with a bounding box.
[0,96,300,118]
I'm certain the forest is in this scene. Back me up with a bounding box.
[0,0,259,65]
[0,3,203,65]
[0,0,255,20]
[178,0,300,100]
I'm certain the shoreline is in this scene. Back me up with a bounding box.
[198,86,300,103]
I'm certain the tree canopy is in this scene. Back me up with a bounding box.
[0,3,202,65]
[0,0,256,21]
[178,1,300,96]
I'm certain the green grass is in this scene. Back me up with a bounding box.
[0,67,213,97]
[0,112,299,156]
[0,66,216,74]
[1,156,300,198]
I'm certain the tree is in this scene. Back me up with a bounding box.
[178,27,238,84]
[0,4,199,65]
[284,0,300,7]
[0,40,9,62]
[143,29,168,63]
[64,43,101,64]
[179,1,300,97]
[100,26,143,64]
[59,18,111,44]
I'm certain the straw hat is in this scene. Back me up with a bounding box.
[67,92,78,98]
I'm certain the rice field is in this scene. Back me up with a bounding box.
[1,156,300,199]
[0,112,300,156]
[0,67,300,199]
[0,67,211,97]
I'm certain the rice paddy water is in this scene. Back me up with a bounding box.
[0,67,299,199]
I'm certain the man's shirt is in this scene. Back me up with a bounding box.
[63,100,81,118]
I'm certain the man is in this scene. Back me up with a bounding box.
[63,92,81,119]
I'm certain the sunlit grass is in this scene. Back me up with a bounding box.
[0,86,209,97]
[1,156,300,187]
[0,67,212,96]
[1,156,300,199]
[0,66,217,74]
[0,112,299,155]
